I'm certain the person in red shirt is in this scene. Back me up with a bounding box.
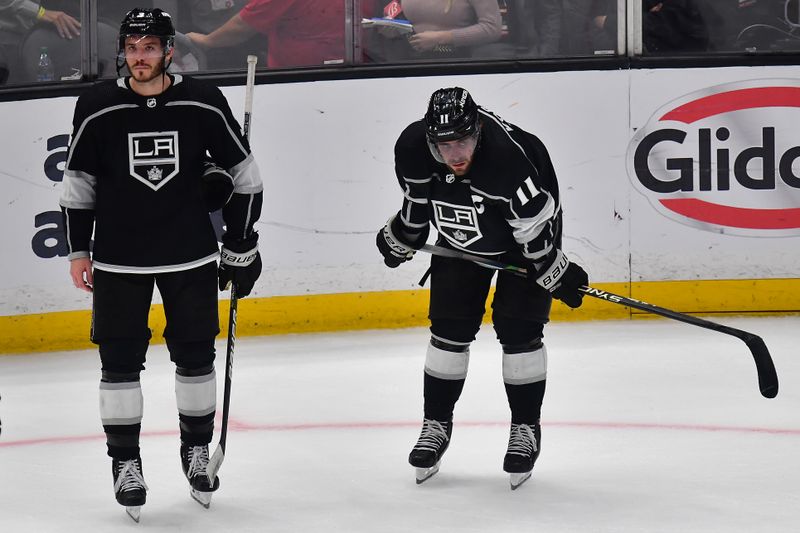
[187,0,344,68]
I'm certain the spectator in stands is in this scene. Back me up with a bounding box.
[0,46,9,84]
[186,0,346,68]
[560,0,615,56]
[707,0,800,52]
[177,0,262,70]
[642,0,709,54]
[504,0,562,58]
[0,1,81,83]
[182,0,247,34]
[399,0,503,59]
[0,1,81,38]
[563,0,709,56]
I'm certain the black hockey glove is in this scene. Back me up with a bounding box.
[219,234,261,298]
[529,250,588,309]
[201,160,234,212]
[376,213,428,268]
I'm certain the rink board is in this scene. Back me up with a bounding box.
[1,66,799,353]
[2,278,798,354]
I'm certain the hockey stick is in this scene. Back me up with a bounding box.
[207,54,258,484]
[419,243,779,399]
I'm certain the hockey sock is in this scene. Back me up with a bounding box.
[100,370,143,459]
[175,364,216,445]
[502,340,547,424]
[504,381,546,424]
[423,335,470,421]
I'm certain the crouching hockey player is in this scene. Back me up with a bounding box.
[376,87,588,489]
[59,8,263,521]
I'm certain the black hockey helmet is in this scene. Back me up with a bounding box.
[118,8,175,55]
[117,8,175,75]
[425,87,481,164]
[425,87,480,143]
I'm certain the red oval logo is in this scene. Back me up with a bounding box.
[627,80,800,237]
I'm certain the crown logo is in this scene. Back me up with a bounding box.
[453,230,468,241]
[146,166,163,182]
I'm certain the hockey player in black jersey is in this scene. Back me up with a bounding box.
[377,87,588,489]
[59,8,263,520]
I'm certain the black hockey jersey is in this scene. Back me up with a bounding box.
[59,74,262,273]
[394,108,561,265]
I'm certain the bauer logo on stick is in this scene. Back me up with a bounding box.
[127,131,180,190]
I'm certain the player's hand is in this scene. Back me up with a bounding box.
[550,262,588,308]
[202,160,233,212]
[529,250,588,309]
[218,235,261,298]
[376,215,416,268]
[69,257,93,293]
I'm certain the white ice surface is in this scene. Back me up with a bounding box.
[1,316,798,532]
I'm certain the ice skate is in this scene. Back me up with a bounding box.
[503,423,540,490]
[181,443,220,508]
[408,418,452,484]
[112,457,148,522]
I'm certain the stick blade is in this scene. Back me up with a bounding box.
[206,446,225,484]
[742,335,779,398]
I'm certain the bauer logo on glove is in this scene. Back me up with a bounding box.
[535,252,569,290]
[218,237,262,298]
[220,247,258,266]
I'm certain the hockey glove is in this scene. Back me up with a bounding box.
[201,160,234,212]
[376,213,428,268]
[218,235,262,298]
[530,249,588,309]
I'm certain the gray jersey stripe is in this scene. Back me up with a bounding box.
[60,169,97,209]
[93,253,218,274]
[242,193,254,240]
[230,154,263,193]
[64,209,73,255]
[403,176,431,184]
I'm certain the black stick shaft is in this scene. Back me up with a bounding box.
[419,244,778,398]
[218,285,237,452]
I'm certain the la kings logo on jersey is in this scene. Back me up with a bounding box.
[431,200,483,247]
[128,131,180,191]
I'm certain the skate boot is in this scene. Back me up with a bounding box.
[181,442,220,508]
[112,457,148,522]
[503,422,541,490]
[408,418,452,484]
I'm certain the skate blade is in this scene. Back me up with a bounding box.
[191,489,213,509]
[415,463,440,485]
[126,506,142,523]
[509,471,532,490]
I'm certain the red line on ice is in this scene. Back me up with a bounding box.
[1,419,798,448]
